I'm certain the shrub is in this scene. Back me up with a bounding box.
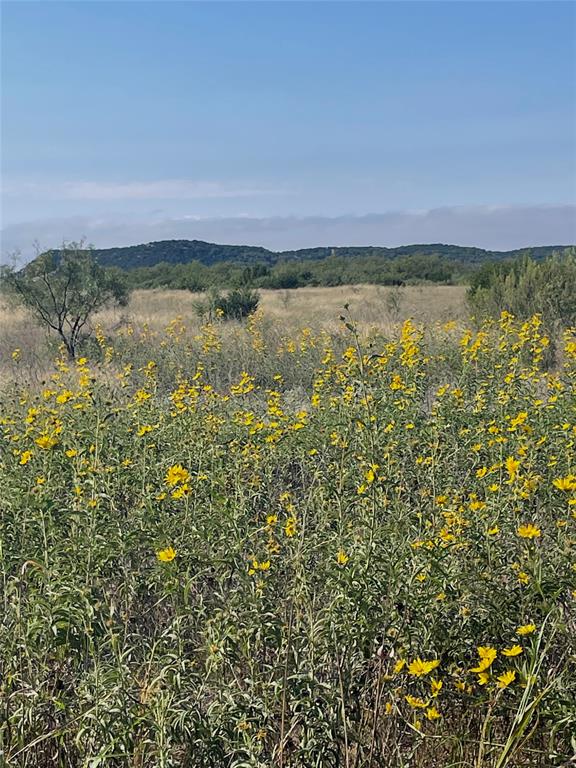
[468,251,576,329]
[193,287,260,321]
[213,287,260,320]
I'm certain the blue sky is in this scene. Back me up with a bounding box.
[1,0,575,257]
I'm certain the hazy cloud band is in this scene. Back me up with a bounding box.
[4,179,284,201]
[2,205,574,264]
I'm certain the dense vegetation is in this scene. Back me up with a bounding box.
[81,239,570,271]
[35,241,573,291]
[122,252,464,291]
[1,311,575,767]
[468,250,576,330]
[26,241,574,294]
[122,248,576,294]
[90,240,275,269]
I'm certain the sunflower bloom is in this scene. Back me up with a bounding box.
[497,670,516,689]
[165,464,191,487]
[336,550,349,565]
[35,434,58,450]
[405,695,427,708]
[502,645,523,657]
[470,646,497,672]
[157,546,177,562]
[505,456,520,482]
[516,623,537,636]
[552,475,576,491]
[517,523,541,539]
[408,657,440,677]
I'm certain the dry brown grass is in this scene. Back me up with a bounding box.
[0,284,468,386]
[107,284,468,331]
[262,284,467,328]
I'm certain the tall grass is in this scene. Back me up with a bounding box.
[0,285,468,387]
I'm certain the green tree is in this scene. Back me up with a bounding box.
[1,242,129,359]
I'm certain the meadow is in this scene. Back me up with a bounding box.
[0,286,468,385]
[0,285,575,767]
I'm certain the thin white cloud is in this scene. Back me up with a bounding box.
[4,179,284,201]
[1,205,574,264]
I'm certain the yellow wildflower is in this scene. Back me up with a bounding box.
[248,558,271,576]
[408,658,440,677]
[157,546,177,562]
[502,645,523,657]
[505,456,520,482]
[517,523,541,539]
[171,483,190,500]
[336,550,349,565]
[365,464,379,484]
[35,434,58,450]
[405,695,427,709]
[496,670,516,689]
[487,525,500,535]
[165,464,191,487]
[430,678,443,697]
[133,389,152,404]
[516,623,537,636]
[553,475,576,491]
[471,646,497,672]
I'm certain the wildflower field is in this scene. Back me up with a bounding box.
[1,306,575,767]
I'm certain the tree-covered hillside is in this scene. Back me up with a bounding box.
[84,240,569,270]
[91,240,275,269]
[29,241,574,292]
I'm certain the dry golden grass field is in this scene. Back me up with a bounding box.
[124,285,468,330]
[0,285,468,384]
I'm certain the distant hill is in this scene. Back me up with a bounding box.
[28,240,573,292]
[76,240,570,270]
[91,240,275,269]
